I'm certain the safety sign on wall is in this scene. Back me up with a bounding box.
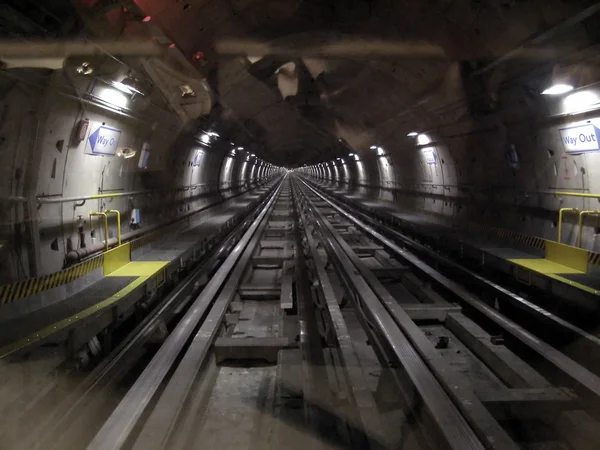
[138,142,150,169]
[423,148,437,164]
[559,123,600,154]
[193,149,203,166]
[85,122,122,156]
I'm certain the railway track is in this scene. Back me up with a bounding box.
[298,177,600,376]
[9,173,600,449]
[3,181,281,450]
[293,176,600,449]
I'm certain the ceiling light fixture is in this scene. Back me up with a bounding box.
[97,87,128,108]
[76,62,93,75]
[111,76,145,96]
[179,84,196,98]
[541,84,574,95]
[117,147,137,159]
[121,76,145,95]
[417,134,432,145]
[111,81,134,94]
[563,90,600,114]
[370,145,377,150]
[407,132,419,137]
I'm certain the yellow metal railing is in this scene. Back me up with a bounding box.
[553,191,600,247]
[554,191,600,199]
[578,210,600,248]
[89,211,109,251]
[105,209,122,246]
[557,208,579,244]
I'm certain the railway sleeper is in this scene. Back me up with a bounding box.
[214,337,296,365]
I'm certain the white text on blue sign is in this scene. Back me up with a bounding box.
[86,124,122,156]
[559,124,600,153]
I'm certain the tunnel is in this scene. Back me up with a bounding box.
[2,1,600,449]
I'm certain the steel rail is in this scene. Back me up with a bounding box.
[306,179,600,363]
[296,180,518,450]
[130,179,284,450]
[86,179,284,450]
[290,182,347,448]
[293,181,390,449]
[18,185,276,450]
[300,178,600,400]
[295,180,486,450]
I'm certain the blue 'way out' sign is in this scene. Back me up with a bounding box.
[85,123,122,156]
[559,123,600,154]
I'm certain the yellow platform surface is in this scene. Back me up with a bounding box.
[508,241,600,295]
[509,258,585,275]
[509,241,588,275]
[0,244,168,358]
[108,261,168,277]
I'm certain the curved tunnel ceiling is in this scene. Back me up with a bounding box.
[126,0,591,167]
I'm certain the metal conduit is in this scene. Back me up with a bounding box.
[37,183,230,204]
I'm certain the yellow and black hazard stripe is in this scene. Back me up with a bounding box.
[0,254,104,305]
[416,206,548,251]
[484,226,546,250]
[588,252,600,266]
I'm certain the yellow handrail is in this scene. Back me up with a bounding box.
[558,208,579,244]
[554,191,600,199]
[89,212,109,251]
[578,210,600,248]
[105,209,121,246]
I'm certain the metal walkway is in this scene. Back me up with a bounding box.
[0,188,272,358]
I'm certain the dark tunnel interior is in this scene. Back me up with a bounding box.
[1,0,600,276]
[3,1,600,449]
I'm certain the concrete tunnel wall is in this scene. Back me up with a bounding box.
[301,111,600,253]
[298,20,600,256]
[6,3,600,283]
[0,67,280,284]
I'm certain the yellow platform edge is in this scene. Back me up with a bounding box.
[509,243,600,297]
[0,261,169,359]
[104,243,132,276]
[545,241,588,273]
